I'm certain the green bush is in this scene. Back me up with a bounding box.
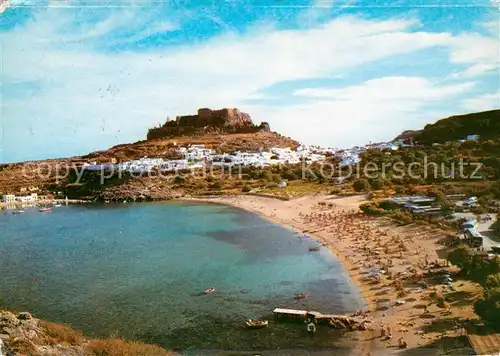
[359,202,385,215]
[485,274,500,290]
[261,171,274,182]
[474,289,500,330]
[281,169,299,181]
[242,184,252,193]
[174,175,185,183]
[370,178,385,190]
[378,200,400,211]
[471,206,487,215]
[390,211,415,225]
[330,188,341,195]
[353,179,371,192]
[448,247,500,284]
[394,185,405,194]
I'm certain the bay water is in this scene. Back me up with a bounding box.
[0,202,365,353]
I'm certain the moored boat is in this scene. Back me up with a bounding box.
[39,207,52,212]
[294,292,308,300]
[203,287,216,295]
[12,209,25,214]
[246,319,268,328]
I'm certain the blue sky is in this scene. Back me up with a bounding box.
[1,0,499,163]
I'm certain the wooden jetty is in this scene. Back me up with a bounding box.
[273,308,371,330]
[273,308,309,320]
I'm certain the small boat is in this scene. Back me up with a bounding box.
[246,319,268,328]
[39,207,52,212]
[203,287,216,295]
[12,209,25,214]
[309,246,321,252]
[53,204,62,207]
[294,292,308,300]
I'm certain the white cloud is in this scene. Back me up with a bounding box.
[247,77,475,147]
[1,9,497,160]
[448,33,500,77]
[461,63,497,77]
[63,10,138,42]
[482,19,498,35]
[294,77,475,100]
[463,93,499,112]
[298,0,359,26]
[299,0,337,24]
[120,21,178,43]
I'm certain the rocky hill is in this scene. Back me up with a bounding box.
[60,130,299,202]
[83,131,298,163]
[411,109,500,144]
[147,108,270,139]
[393,129,423,142]
[0,129,298,199]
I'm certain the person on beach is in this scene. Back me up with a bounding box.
[398,338,408,348]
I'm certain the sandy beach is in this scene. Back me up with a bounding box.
[184,193,478,355]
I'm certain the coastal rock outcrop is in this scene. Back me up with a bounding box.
[0,310,46,355]
[310,312,372,331]
[0,310,175,355]
[326,316,371,331]
[147,108,271,139]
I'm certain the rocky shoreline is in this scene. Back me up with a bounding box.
[0,310,174,356]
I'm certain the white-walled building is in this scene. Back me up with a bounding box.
[12,193,38,204]
[2,194,16,203]
[84,144,329,173]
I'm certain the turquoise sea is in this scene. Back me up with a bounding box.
[0,202,365,353]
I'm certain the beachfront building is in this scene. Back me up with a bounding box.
[390,196,436,206]
[13,193,38,204]
[22,193,36,203]
[2,194,16,203]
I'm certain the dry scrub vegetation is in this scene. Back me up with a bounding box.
[0,312,173,356]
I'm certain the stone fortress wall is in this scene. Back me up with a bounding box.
[147,108,270,139]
